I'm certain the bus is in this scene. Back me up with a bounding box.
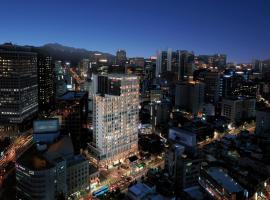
[92,185,109,198]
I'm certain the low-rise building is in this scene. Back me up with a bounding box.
[127,182,156,200]
[199,167,246,200]
[16,123,90,200]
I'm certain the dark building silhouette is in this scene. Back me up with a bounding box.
[56,91,88,153]
[0,43,38,136]
[37,55,54,111]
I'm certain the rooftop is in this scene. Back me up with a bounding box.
[17,136,74,171]
[57,91,87,101]
[128,182,154,197]
[223,96,255,101]
[17,144,54,170]
[67,154,87,167]
[207,167,244,193]
[44,136,74,161]
[170,127,197,138]
[184,185,205,200]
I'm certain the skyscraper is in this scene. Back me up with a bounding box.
[171,50,181,76]
[78,58,90,78]
[175,81,205,116]
[37,55,54,111]
[198,70,220,103]
[179,50,195,81]
[167,48,172,71]
[156,49,194,80]
[53,61,67,98]
[253,59,263,73]
[155,50,162,77]
[0,43,38,136]
[219,72,244,98]
[213,54,226,69]
[115,49,127,66]
[156,49,174,76]
[89,74,139,166]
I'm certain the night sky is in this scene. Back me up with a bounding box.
[1,0,270,63]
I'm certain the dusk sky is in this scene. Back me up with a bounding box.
[1,0,270,63]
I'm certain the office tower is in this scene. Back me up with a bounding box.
[54,61,67,98]
[213,54,227,69]
[156,50,167,76]
[175,81,205,116]
[253,59,263,73]
[167,48,172,71]
[221,97,256,123]
[89,53,111,74]
[179,50,195,81]
[156,49,181,77]
[56,91,88,153]
[150,100,171,130]
[37,55,54,111]
[219,72,244,98]
[198,70,220,103]
[78,58,90,78]
[171,50,181,76]
[155,50,162,77]
[89,74,139,166]
[115,49,127,65]
[139,59,156,97]
[157,49,180,76]
[0,43,38,136]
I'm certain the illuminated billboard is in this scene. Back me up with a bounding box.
[33,119,59,134]
[169,128,196,147]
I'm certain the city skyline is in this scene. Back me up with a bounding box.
[1,1,270,200]
[1,0,270,63]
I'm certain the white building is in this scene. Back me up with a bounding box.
[89,74,140,166]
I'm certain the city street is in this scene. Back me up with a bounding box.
[0,133,32,187]
[90,155,164,199]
